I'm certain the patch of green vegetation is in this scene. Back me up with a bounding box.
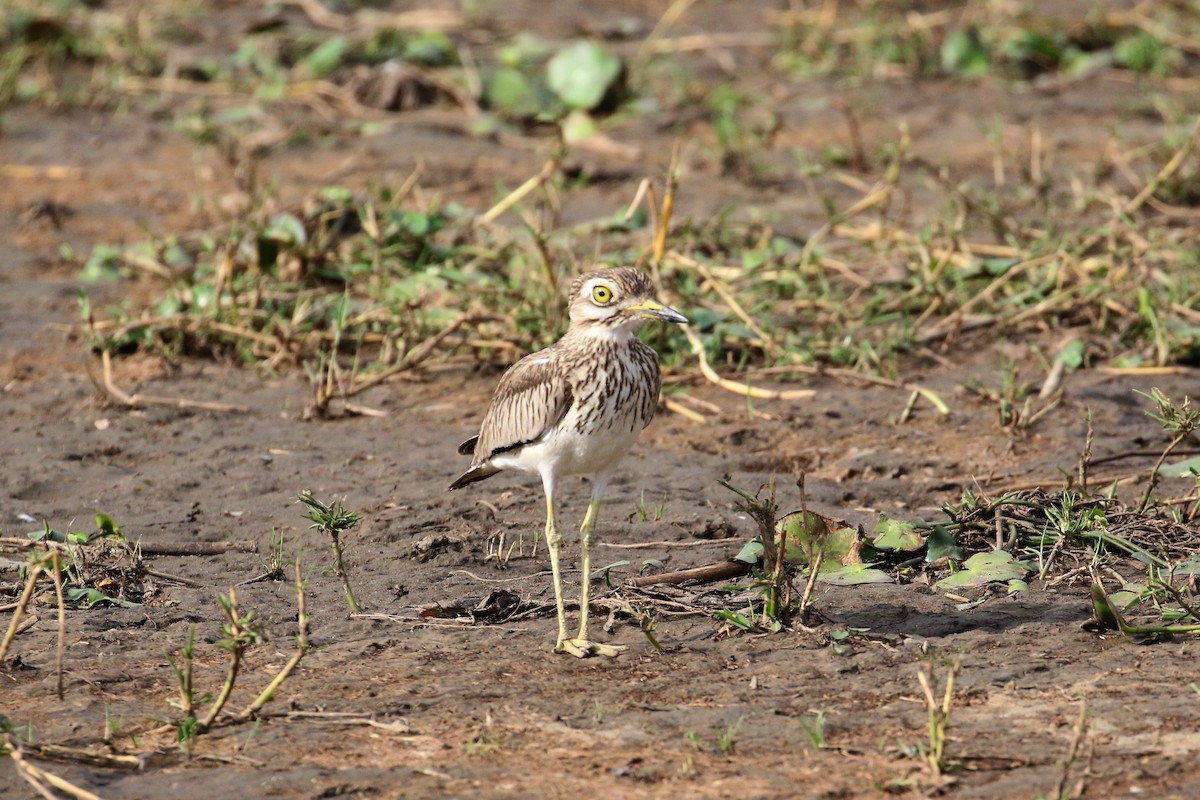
[696,387,1200,646]
[299,491,363,612]
[167,572,310,753]
[767,2,1198,82]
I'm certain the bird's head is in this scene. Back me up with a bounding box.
[567,267,688,332]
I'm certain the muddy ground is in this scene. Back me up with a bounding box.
[4,2,1200,799]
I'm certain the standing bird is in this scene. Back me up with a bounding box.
[450,267,688,657]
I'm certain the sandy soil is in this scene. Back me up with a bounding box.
[4,3,1200,799]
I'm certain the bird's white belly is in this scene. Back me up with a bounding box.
[492,423,642,478]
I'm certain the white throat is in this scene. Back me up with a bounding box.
[577,323,638,344]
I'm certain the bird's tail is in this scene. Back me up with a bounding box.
[448,464,501,491]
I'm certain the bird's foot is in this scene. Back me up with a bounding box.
[555,638,626,658]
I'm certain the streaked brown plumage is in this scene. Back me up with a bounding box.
[450,267,687,657]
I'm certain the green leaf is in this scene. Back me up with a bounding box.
[979,256,1020,276]
[484,67,545,119]
[871,516,924,552]
[732,539,763,565]
[942,28,990,77]
[560,108,598,143]
[95,513,125,540]
[1170,558,1200,576]
[1114,32,1173,74]
[29,523,89,545]
[590,559,629,579]
[303,36,349,78]
[934,551,1030,589]
[546,39,621,110]
[1001,30,1063,69]
[1056,338,1086,370]
[65,587,135,608]
[1159,455,1200,478]
[1089,581,1121,629]
[776,511,857,565]
[925,525,965,562]
[263,213,307,246]
[816,563,892,586]
[714,608,759,631]
[402,32,455,66]
[1108,584,1146,609]
[498,32,554,68]
[80,245,126,282]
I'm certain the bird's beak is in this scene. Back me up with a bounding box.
[626,299,689,324]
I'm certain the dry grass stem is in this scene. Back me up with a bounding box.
[95,350,250,413]
[680,323,815,401]
[0,563,43,666]
[5,734,107,800]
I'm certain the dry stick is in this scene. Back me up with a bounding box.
[116,75,236,97]
[623,178,652,222]
[0,164,83,180]
[0,564,43,665]
[668,251,781,358]
[14,742,140,770]
[97,350,250,413]
[1053,699,1090,800]
[94,315,280,350]
[679,323,815,401]
[896,388,921,425]
[143,567,206,588]
[1097,366,1187,376]
[285,0,462,33]
[797,124,908,269]
[230,564,309,725]
[633,0,702,70]
[598,539,725,550]
[626,561,751,588]
[915,254,1055,342]
[478,158,559,225]
[304,311,493,418]
[5,735,107,800]
[52,552,66,700]
[1124,117,1200,214]
[1139,430,1192,513]
[1079,411,1095,493]
[653,142,682,266]
[797,549,824,627]
[667,389,722,414]
[139,541,257,556]
[663,397,706,424]
[348,312,487,399]
[0,540,62,561]
[770,477,789,619]
[795,475,819,625]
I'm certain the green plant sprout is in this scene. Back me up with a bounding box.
[299,490,364,612]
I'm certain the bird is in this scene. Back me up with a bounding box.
[449,267,688,657]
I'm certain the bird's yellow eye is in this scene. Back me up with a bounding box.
[591,284,614,304]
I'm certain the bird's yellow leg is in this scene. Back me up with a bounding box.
[557,495,625,658]
[543,495,571,650]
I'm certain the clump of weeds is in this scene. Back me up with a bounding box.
[168,566,310,753]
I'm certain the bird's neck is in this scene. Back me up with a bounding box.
[566,322,638,345]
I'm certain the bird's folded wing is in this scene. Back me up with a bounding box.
[473,354,573,462]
